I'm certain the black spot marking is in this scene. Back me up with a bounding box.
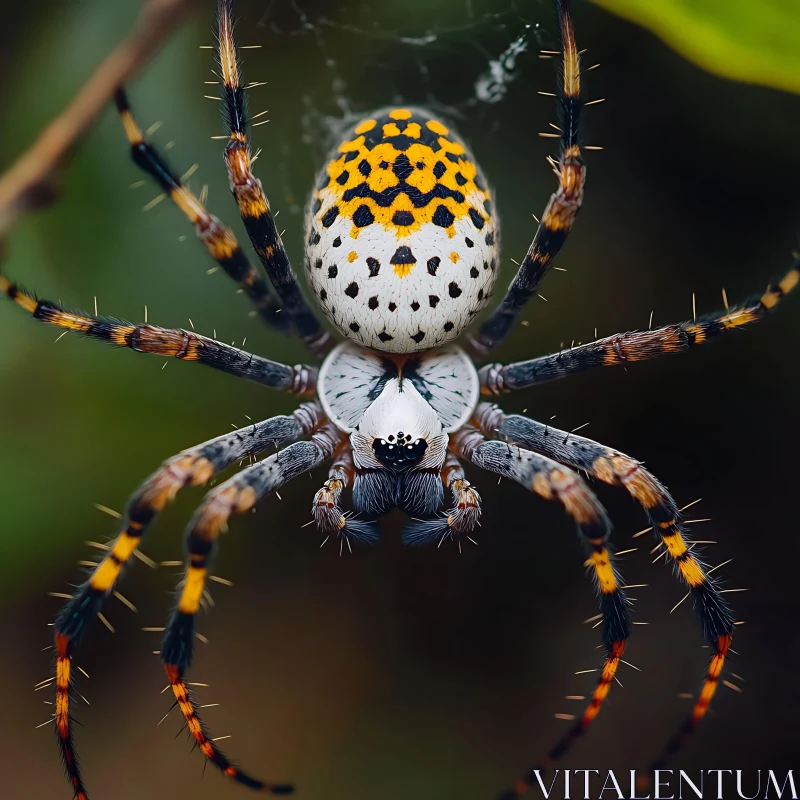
[388,302,397,312]
[322,206,339,227]
[449,282,462,298]
[336,170,349,185]
[392,154,414,180]
[432,204,455,228]
[317,171,330,190]
[320,288,327,301]
[483,260,489,270]
[433,161,446,179]
[379,160,390,170]
[490,257,498,271]
[367,257,380,277]
[470,266,479,279]
[312,198,322,214]
[478,288,484,301]
[314,258,323,269]
[484,199,492,214]
[349,322,360,332]
[392,210,414,226]
[474,174,486,192]
[345,282,359,298]
[465,237,474,248]
[343,151,358,163]
[308,229,321,246]
[368,296,379,310]
[427,257,440,276]
[429,295,440,308]
[332,236,342,248]
[485,231,495,246]
[328,265,338,279]
[445,153,460,164]
[443,321,454,332]
[353,205,375,227]
[411,301,420,312]
[378,331,394,342]
[455,172,467,186]
[391,246,416,264]
[416,161,424,170]
[410,331,426,343]
[468,208,485,229]
[358,159,371,177]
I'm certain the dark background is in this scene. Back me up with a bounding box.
[0,0,798,797]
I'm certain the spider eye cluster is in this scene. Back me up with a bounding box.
[372,434,428,468]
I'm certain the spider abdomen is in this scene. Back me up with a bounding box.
[305,108,499,353]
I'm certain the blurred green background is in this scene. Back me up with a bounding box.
[1,1,798,798]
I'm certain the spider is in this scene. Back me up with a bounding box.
[1,0,796,797]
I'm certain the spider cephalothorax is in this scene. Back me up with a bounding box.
[1,0,797,798]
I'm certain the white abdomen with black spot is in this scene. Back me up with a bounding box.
[304,108,499,354]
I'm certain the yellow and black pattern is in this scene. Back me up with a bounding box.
[475,403,736,776]
[0,274,313,392]
[114,89,286,330]
[482,262,800,392]
[312,108,493,238]
[160,423,343,790]
[50,407,323,800]
[472,0,585,353]
[217,0,331,359]
[453,424,632,784]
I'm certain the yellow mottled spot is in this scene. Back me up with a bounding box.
[354,119,377,134]
[684,323,707,343]
[347,251,358,263]
[662,532,688,559]
[678,555,707,587]
[403,122,421,138]
[589,548,618,594]
[450,252,460,263]
[394,263,414,278]
[178,566,208,614]
[389,108,412,120]
[447,226,456,239]
[426,119,449,136]
[383,123,401,138]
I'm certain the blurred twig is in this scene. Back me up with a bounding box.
[0,0,200,243]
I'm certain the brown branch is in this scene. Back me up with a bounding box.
[0,0,201,241]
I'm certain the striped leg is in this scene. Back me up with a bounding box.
[452,425,631,799]
[469,0,584,354]
[402,452,482,549]
[480,263,799,392]
[475,403,735,770]
[0,275,316,393]
[114,89,286,330]
[161,421,344,793]
[216,0,332,359]
[313,447,380,551]
[53,404,324,800]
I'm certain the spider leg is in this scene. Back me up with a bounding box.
[475,403,735,775]
[114,89,287,331]
[216,0,332,360]
[470,0,584,355]
[52,404,325,800]
[0,276,316,392]
[480,261,799,392]
[402,452,482,548]
[313,446,381,549]
[161,421,344,792]
[452,425,631,791]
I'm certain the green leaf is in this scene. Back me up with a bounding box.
[590,0,800,95]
